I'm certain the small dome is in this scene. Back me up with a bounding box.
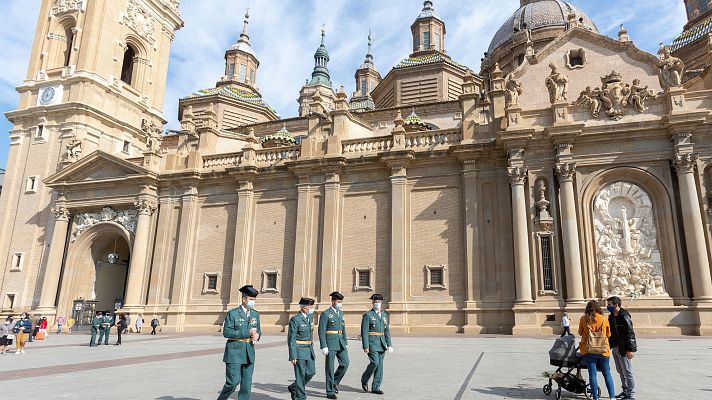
[487,0,598,55]
[261,124,297,148]
[228,41,256,57]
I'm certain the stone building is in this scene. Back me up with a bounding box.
[1,0,712,335]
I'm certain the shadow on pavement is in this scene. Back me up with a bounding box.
[155,397,201,400]
[472,386,549,399]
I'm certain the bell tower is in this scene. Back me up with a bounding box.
[0,0,183,315]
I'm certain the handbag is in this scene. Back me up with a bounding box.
[586,318,608,355]
[6,334,14,340]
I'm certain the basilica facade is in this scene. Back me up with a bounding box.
[2,0,712,335]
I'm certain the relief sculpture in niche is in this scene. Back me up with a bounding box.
[574,71,653,120]
[593,182,666,297]
[72,207,137,242]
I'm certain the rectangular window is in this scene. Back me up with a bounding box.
[238,64,247,82]
[249,69,255,83]
[261,270,280,293]
[425,265,447,289]
[227,63,235,77]
[358,271,370,287]
[202,272,221,294]
[4,294,15,310]
[430,268,443,286]
[26,176,39,193]
[36,125,45,140]
[207,275,218,290]
[413,33,420,51]
[11,252,24,271]
[361,78,367,95]
[541,236,554,291]
[434,32,440,50]
[700,0,709,14]
[354,267,374,291]
[423,31,430,49]
[122,140,130,154]
[266,273,277,290]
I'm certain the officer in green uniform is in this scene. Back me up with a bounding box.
[288,297,316,400]
[318,291,349,399]
[360,293,392,395]
[89,311,103,347]
[99,310,113,345]
[217,285,261,400]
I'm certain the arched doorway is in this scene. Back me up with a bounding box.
[57,222,132,319]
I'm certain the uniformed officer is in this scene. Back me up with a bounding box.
[288,297,316,400]
[360,294,392,395]
[318,291,349,399]
[217,285,262,400]
[89,311,103,347]
[99,310,113,345]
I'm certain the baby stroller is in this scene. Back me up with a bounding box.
[543,335,600,399]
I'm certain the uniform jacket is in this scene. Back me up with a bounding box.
[14,319,32,334]
[222,306,261,365]
[288,312,315,361]
[360,309,391,352]
[318,307,348,351]
[608,309,637,355]
[102,315,114,329]
[92,317,103,331]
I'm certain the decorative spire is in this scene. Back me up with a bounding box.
[321,24,326,45]
[360,30,375,69]
[239,8,250,44]
[308,25,332,87]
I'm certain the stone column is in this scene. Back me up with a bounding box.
[36,206,71,312]
[229,180,256,305]
[507,166,533,304]
[674,154,712,301]
[389,162,409,306]
[556,163,585,303]
[124,198,157,309]
[319,170,341,301]
[461,160,481,303]
[291,175,314,306]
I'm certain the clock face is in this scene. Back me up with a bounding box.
[40,87,56,105]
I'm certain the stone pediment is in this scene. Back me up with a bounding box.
[44,150,152,185]
[509,28,663,112]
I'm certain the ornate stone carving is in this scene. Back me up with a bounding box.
[504,74,523,109]
[545,63,569,103]
[507,166,527,185]
[535,179,554,231]
[64,137,82,162]
[72,207,137,241]
[657,44,684,89]
[574,71,652,120]
[52,206,71,222]
[594,182,666,297]
[672,153,697,174]
[123,0,156,47]
[161,0,181,15]
[51,0,85,16]
[555,163,576,182]
[141,119,163,152]
[134,198,158,215]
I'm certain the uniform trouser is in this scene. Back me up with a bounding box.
[325,348,349,395]
[612,348,636,398]
[361,350,386,391]
[289,358,315,400]
[217,362,254,400]
[90,329,98,346]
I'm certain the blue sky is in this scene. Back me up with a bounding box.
[0,0,687,169]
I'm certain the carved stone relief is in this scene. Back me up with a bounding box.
[51,0,85,17]
[574,71,653,120]
[593,182,666,297]
[657,44,685,90]
[545,63,569,103]
[72,207,137,242]
[64,137,83,163]
[161,0,181,15]
[504,74,523,109]
[141,119,163,152]
[123,0,156,47]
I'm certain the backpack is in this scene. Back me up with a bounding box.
[585,317,608,355]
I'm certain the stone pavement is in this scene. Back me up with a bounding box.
[0,332,710,399]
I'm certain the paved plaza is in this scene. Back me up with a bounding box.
[0,332,710,399]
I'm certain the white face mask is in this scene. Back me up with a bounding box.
[307,308,315,315]
[246,300,256,309]
[374,303,382,310]
[335,303,343,310]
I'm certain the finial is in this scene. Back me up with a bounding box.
[321,24,326,45]
[394,109,404,127]
[423,0,434,12]
[239,8,250,43]
[367,29,372,55]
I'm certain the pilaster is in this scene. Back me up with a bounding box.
[36,205,72,315]
[229,179,256,305]
[167,185,198,331]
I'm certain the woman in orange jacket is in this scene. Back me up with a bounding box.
[578,300,616,400]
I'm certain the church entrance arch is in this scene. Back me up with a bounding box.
[57,222,132,319]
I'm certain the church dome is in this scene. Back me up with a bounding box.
[487,0,598,55]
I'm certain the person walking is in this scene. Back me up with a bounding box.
[67,317,75,334]
[217,285,261,400]
[1,317,14,354]
[561,312,571,337]
[578,300,616,400]
[125,314,131,334]
[150,316,160,335]
[287,297,316,400]
[39,316,48,338]
[360,294,392,395]
[13,313,33,354]
[90,311,103,347]
[319,291,349,399]
[29,315,38,342]
[56,316,65,334]
[115,314,127,345]
[607,296,637,400]
[135,314,143,334]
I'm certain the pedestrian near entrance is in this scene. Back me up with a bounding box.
[39,316,49,338]
[578,300,616,400]
[115,314,127,345]
[135,314,143,333]
[1,317,14,354]
[90,311,103,347]
[561,312,571,337]
[288,297,316,400]
[607,296,637,400]
[217,285,261,400]
[360,293,392,395]
[67,317,75,334]
[319,291,349,399]
[150,316,160,335]
[13,313,33,354]
[99,311,113,345]
[56,316,65,334]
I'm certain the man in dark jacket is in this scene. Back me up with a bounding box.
[607,296,637,400]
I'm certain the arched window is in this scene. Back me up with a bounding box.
[120,45,136,85]
[63,26,74,67]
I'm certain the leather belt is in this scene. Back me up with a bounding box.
[368,332,384,336]
[228,338,251,343]
[326,330,342,335]
[296,340,313,345]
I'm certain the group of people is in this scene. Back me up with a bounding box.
[0,313,71,355]
[217,285,393,400]
[573,296,638,400]
[89,311,160,346]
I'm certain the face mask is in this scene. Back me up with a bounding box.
[335,303,343,310]
[607,306,616,313]
[307,308,315,315]
[374,303,381,310]
[247,300,256,309]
